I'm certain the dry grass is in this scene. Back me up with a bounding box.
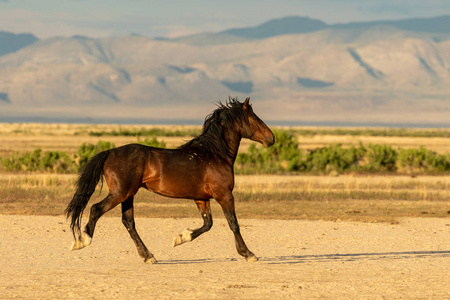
[1,123,450,157]
[0,123,198,156]
[296,135,450,154]
[1,173,448,223]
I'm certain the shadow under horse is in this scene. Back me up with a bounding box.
[65,97,275,263]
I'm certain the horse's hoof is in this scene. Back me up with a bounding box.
[172,229,193,247]
[246,255,259,263]
[145,257,158,264]
[70,240,82,251]
[70,232,92,251]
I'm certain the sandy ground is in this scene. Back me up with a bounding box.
[0,215,449,299]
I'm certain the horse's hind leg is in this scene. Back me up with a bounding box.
[173,200,213,247]
[121,197,157,264]
[71,193,123,250]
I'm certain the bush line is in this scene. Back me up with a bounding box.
[1,130,449,174]
[0,138,165,173]
[236,130,450,175]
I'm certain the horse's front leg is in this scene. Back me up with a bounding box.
[173,199,213,247]
[216,193,258,262]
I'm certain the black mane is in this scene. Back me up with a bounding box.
[179,98,248,159]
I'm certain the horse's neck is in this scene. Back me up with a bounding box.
[223,128,241,164]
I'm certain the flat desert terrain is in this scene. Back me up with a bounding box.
[0,215,449,299]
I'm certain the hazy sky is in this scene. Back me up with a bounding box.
[1,0,449,38]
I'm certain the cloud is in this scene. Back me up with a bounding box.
[0,5,250,38]
[0,9,118,37]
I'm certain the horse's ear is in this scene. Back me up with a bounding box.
[243,97,250,107]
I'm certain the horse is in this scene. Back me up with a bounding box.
[65,97,275,263]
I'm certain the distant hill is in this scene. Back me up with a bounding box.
[223,16,328,39]
[334,15,450,34]
[1,16,450,125]
[224,14,450,37]
[0,31,38,56]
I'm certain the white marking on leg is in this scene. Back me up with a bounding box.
[80,231,92,247]
[70,240,81,251]
[70,231,92,251]
[172,229,193,247]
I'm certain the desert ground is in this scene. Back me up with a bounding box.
[0,214,449,299]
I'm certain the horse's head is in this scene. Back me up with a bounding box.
[240,97,275,147]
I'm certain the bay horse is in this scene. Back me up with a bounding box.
[65,97,274,263]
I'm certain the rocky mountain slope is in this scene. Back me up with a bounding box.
[1,16,449,124]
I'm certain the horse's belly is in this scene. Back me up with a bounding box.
[144,177,210,200]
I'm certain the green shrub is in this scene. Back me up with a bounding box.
[397,146,450,174]
[75,141,115,171]
[39,150,76,173]
[1,149,76,173]
[137,137,166,148]
[236,130,302,174]
[303,144,364,174]
[2,149,42,172]
[363,144,398,172]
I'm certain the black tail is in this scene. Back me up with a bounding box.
[65,150,110,237]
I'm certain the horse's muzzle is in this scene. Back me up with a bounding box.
[263,134,275,147]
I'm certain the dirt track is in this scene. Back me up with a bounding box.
[0,215,449,299]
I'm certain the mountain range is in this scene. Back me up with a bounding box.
[1,15,450,125]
